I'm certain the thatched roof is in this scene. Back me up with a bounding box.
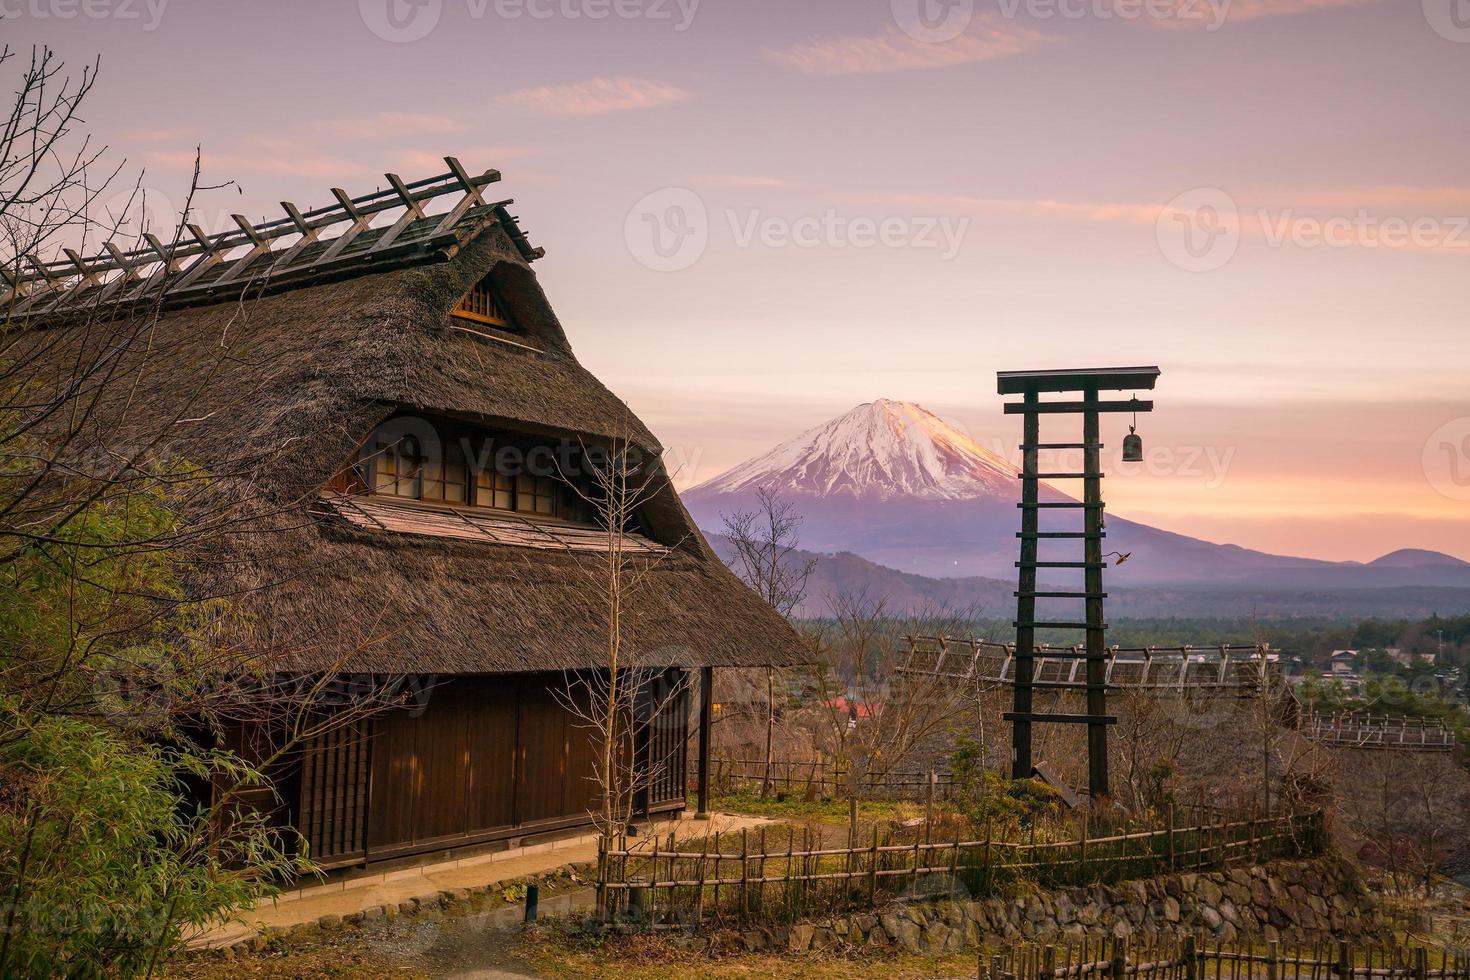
[6,169,807,674]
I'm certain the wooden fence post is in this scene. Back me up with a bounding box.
[1044,945,1056,980]
[926,769,936,844]
[1267,940,1279,980]
[1166,804,1175,872]
[1336,941,1352,980]
[1184,935,1199,980]
[869,825,879,905]
[739,827,749,921]
[1111,937,1127,979]
[1413,947,1426,980]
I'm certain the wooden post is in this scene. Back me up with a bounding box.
[1079,810,1089,884]
[1083,387,1110,799]
[1044,945,1057,980]
[1267,941,1279,980]
[1413,948,1426,980]
[1167,803,1176,872]
[926,769,936,843]
[1111,937,1127,979]
[869,825,879,905]
[697,666,713,817]
[1336,942,1351,980]
[1011,388,1040,780]
[739,827,749,920]
[1184,936,1199,980]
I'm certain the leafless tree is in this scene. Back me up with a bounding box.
[544,427,691,917]
[1332,748,1470,897]
[720,486,816,797]
[0,48,412,970]
[802,592,974,824]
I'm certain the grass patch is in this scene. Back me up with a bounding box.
[514,927,982,979]
[712,792,914,826]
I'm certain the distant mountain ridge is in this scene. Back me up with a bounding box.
[704,534,1470,621]
[684,399,1470,593]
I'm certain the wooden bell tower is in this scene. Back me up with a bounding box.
[997,366,1161,800]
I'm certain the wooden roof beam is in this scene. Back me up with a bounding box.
[369,172,428,252]
[314,187,374,264]
[214,213,277,285]
[430,156,497,236]
[272,201,321,267]
[171,223,229,290]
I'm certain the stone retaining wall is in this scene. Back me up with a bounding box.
[720,858,1385,956]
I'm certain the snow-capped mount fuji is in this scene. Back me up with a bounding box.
[695,399,1019,501]
[683,400,1470,592]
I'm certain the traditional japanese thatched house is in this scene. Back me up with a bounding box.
[4,159,805,873]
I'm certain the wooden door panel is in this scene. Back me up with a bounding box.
[466,677,517,833]
[515,678,567,825]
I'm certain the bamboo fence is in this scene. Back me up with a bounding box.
[598,808,1326,927]
[983,938,1470,980]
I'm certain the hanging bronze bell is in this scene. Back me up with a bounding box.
[1122,431,1144,462]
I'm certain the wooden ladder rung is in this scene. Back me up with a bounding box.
[1016,591,1108,599]
[1017,531,1104,539]
[1021,472,1102,479]
[1002,711,1119,725]
[1017,502,1104,509]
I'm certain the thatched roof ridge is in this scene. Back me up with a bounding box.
[10,203,807,672]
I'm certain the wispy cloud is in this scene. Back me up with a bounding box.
[1144,0,1379,28]
[497,76,691,115]
[1290,185,1470,211]
[388,147,536,173]
[327,111,468,141]
[848,191,1159,224]
[692,174,803,190]
[145,140,362,179]
[764,20,1051,76]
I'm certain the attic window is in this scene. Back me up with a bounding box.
[452,276,514,329]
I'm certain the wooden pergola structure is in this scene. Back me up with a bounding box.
[998,366,1161,799]
[899,636,1278,696]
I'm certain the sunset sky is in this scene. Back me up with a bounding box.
[16,0,1470,563]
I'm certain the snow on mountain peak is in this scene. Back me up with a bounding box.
[689,399,1019,501]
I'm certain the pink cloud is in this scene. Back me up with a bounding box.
[763,20,1051,76]
[389,147,536,174]
[496,77,691,115]
[145,140,362,179]
[1143,0,1379,29]
[692,174,803,189]
[327,112,468,141]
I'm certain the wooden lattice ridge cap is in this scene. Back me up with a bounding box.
[0,156,544,323]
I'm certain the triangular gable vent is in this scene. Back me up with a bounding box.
[452,275,513,328]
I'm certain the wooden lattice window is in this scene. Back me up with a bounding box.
[452,276,513,328]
